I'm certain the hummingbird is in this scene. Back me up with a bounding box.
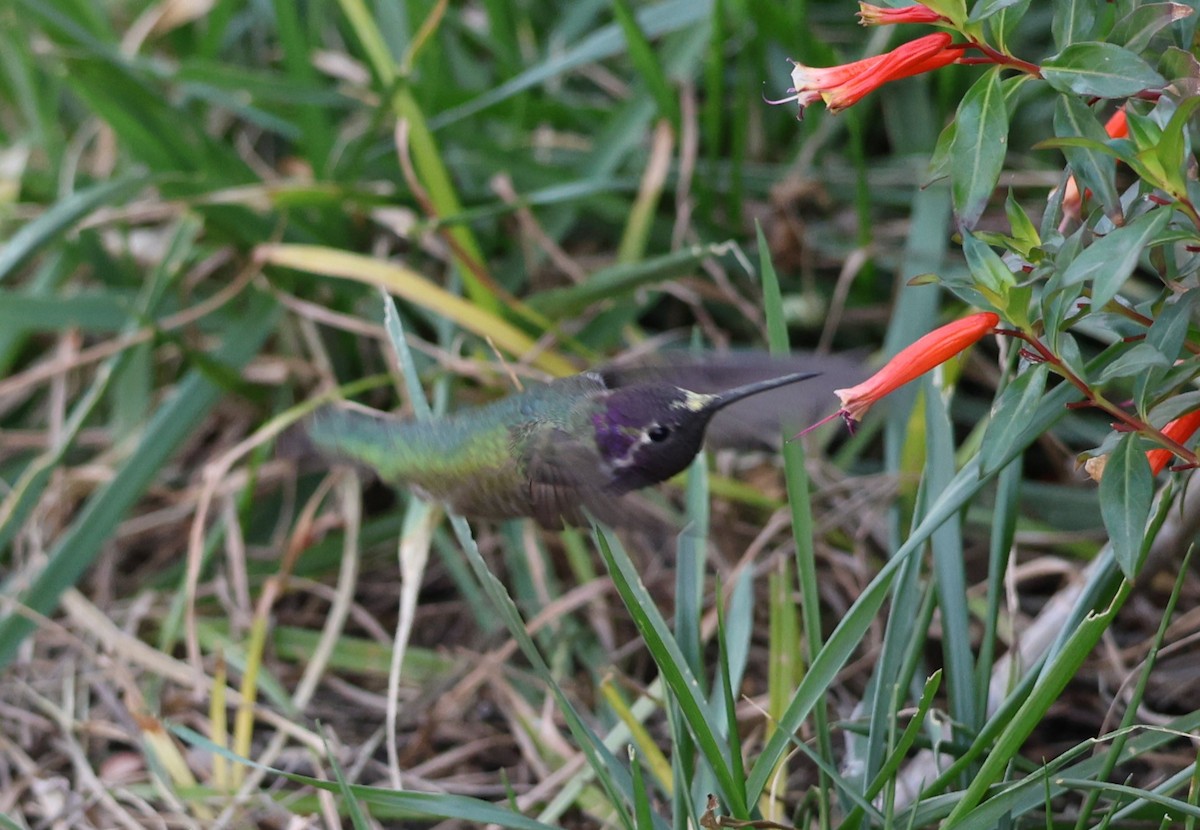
[300,359,826,529]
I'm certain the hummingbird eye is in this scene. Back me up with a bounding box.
[647,424,671,442]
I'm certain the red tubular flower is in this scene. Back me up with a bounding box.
[858,2,947,25]
[1059,107,1130,226]
[1146,409,1200,475]
[798,312,1000,435]
[1104,107,1129,139]
[777,32,963,116]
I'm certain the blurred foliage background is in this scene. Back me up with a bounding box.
[2,0,1199,828]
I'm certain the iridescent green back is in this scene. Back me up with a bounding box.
[304,374,607,522]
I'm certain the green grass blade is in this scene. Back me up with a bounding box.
[0,290,278,669]
[942,582,1132,826]
[747,380,1079,802]
[0,175,145,283]
[595,526,747,818]
[924,376,978,736]
[171,724,562,828]
[430,0,712,128]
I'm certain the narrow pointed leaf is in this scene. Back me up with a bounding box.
[1052,0,1097,47]
[1109,3,1195,53]
[968,0,1024,23]
[1054,97,1121,217]
[1060,209,1171,308]
[595,527,748,817]
[952,68,1008,229]
[1095,343,1172,384]
[980,364,1049,475]
[611,0,679,129]
[1098,433,1154,578]
[962,229,1016,296]
[1042,43,1165,98]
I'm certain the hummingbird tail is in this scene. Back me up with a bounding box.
[297,404,404,480]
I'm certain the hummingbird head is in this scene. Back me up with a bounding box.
[592,371,820,493]
[593,385,721,493]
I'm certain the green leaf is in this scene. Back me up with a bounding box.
[1135,291,1199,408]
[968,0,1025,24]
[1053,97,1121,217]
[927,118,958,185]
[1154,94,1200,198]
[1052,0,1098,47]
[0,291,135,333]
[922,0,968,23]
[629,746,654,830]
[1037,134,1133,163]
[980,364,1049,475]
[1094,343,1173,383]
[931,711,1200,828]
[782,435,836,798]
[1041,282,1084,345]
[951,68,1009,229]
[1063,780,1200,821]
[1108,2,1195,53]
[1122,103,1162,149]
[1042,42,1166,98]
[849,671,941,825]
[1060,338,1089,387]
[1098,433,1154,579]
[924,378,977,733]
[1160,45,1200,87]
[1061,209,1171,309]
[941,582,1130,826]
[987,0,1032,53]
[962,229,1017,297]
[271,0,336,174]
[1004,189,1041,253]
[324,732,372,829]
[1149,390,1200,425]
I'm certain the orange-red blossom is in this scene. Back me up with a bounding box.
[1147,409,1200,475]
[857,2,947,25]
[799,312,1000,435]
[777,32,964,116]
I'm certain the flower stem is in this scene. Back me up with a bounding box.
[996,328,1200,466]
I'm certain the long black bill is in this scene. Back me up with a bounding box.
[701,371,821,414]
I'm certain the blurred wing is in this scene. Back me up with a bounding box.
[600,350,869,448]
[523,426,612,528]
[522,426,652,529]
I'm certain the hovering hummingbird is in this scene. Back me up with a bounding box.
[301,359,827,529]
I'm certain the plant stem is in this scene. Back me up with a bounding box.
[995,328,1200,466]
